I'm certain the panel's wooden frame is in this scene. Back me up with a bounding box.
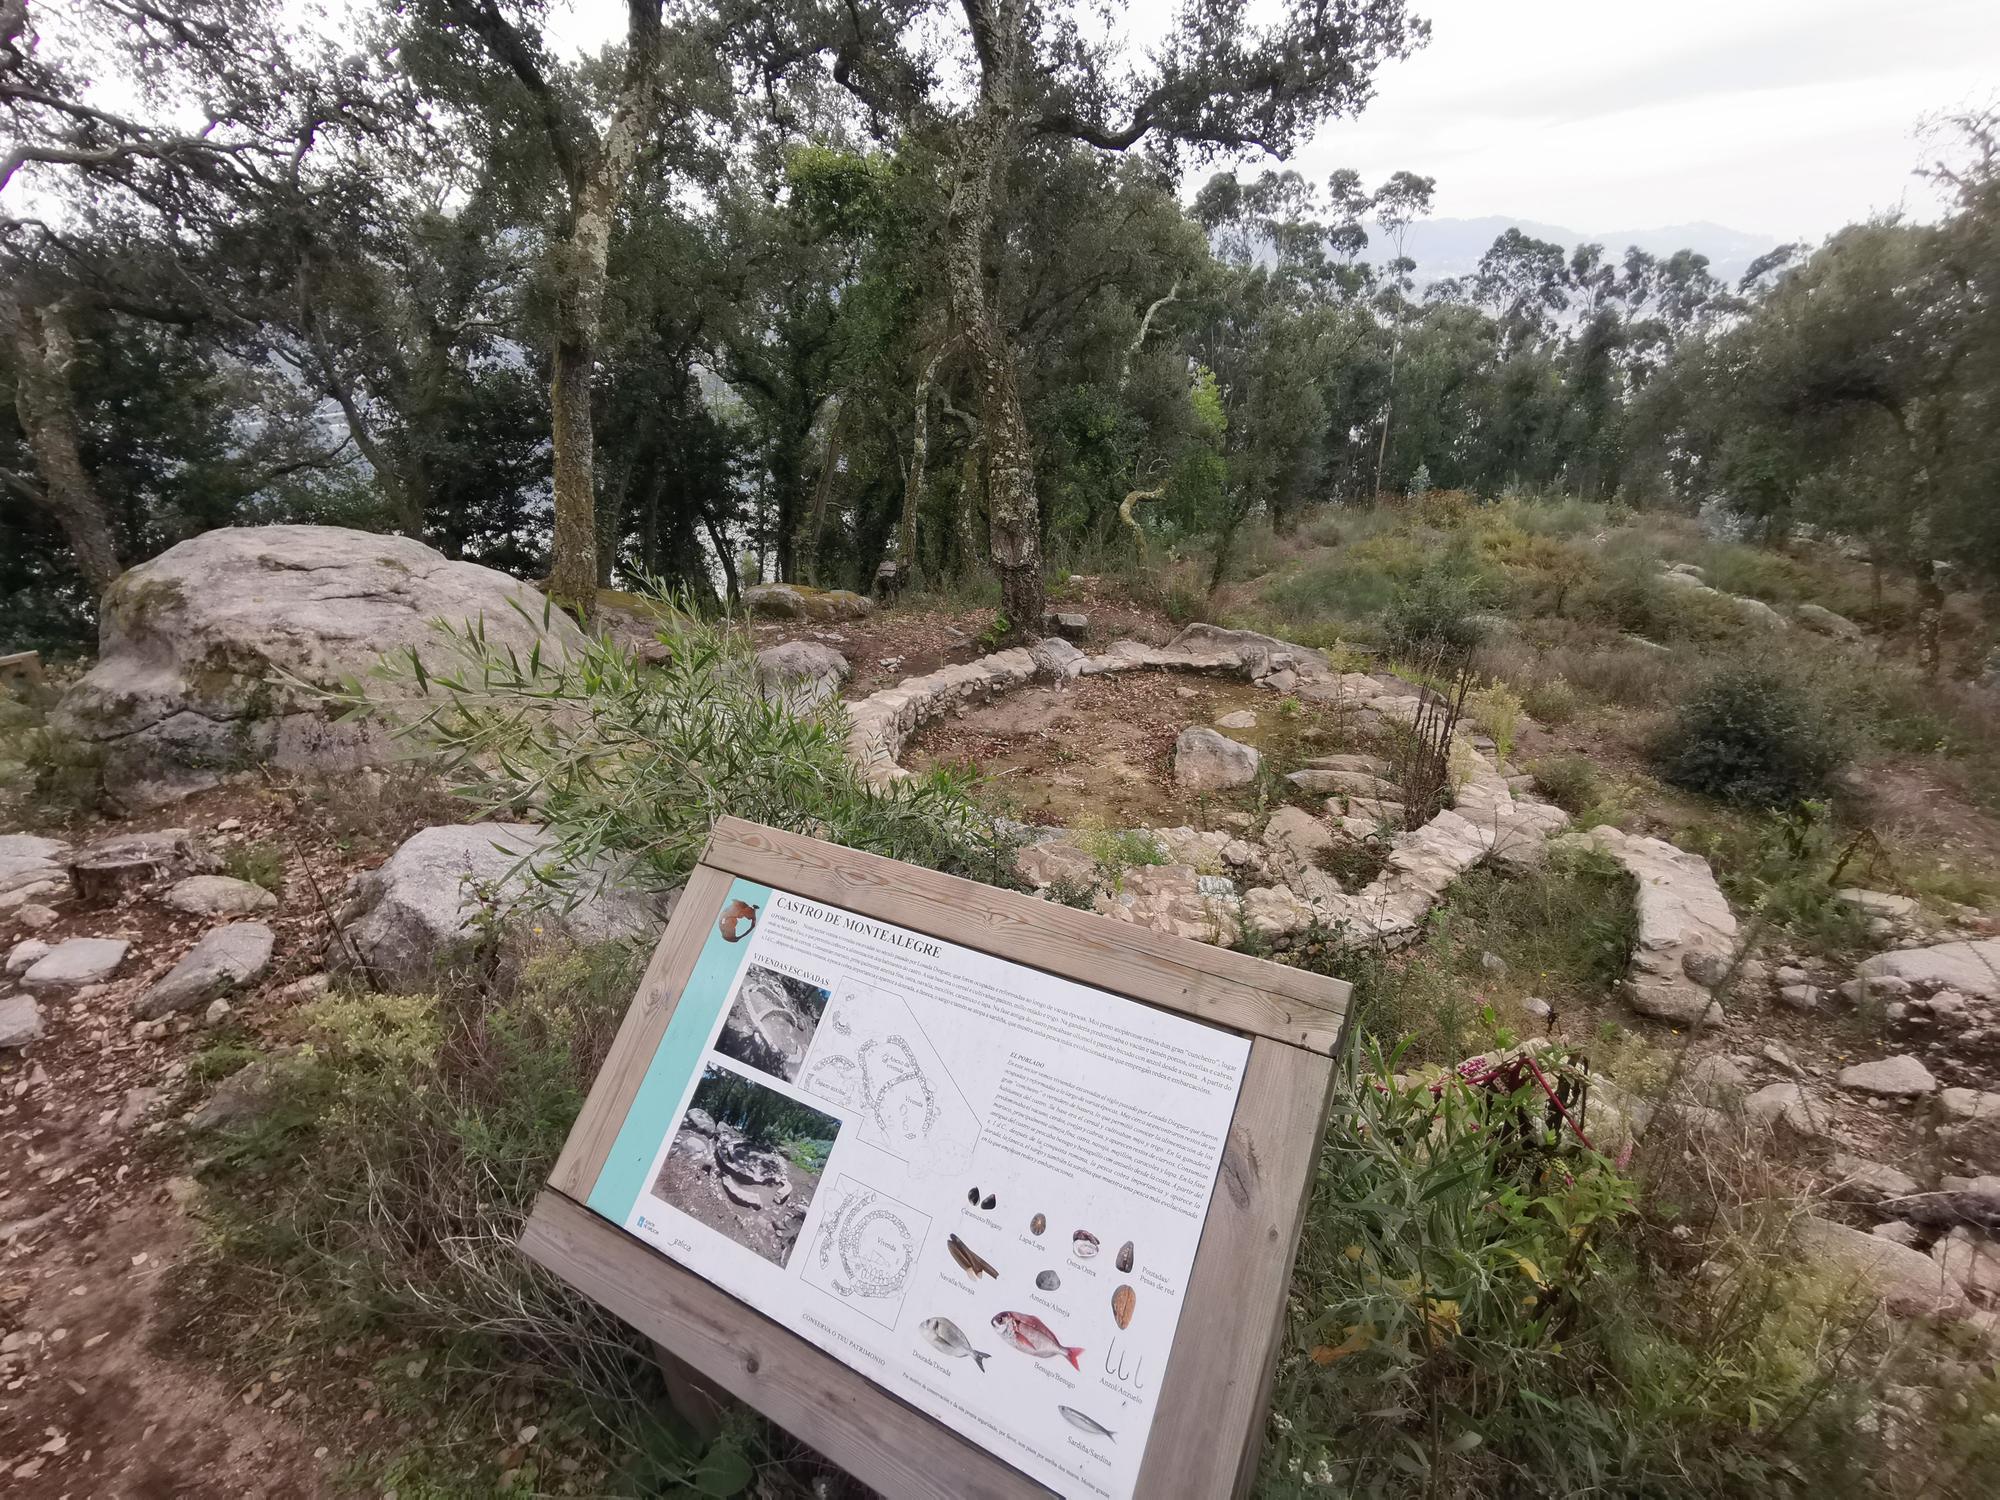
[524,817,1350,1498]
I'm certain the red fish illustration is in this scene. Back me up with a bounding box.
[991,1310,1083,1370]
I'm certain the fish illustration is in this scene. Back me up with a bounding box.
[1030,1213,1046,1235]
[991,1310,1083,1369]
[1116,1240,1135,1273]
[1112,1284,1135,1329]
[1058,1405,1115,1441]
[919,1316,991,1371]
[1072,1230,1099,1259]
[718,899,758,942]
[1036,1270,1061,1291]
[947,1233,998,1280]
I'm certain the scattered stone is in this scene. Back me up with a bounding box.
[1577,826,1737,1027]
[1836,888,1919,922]
[1830,1153,1921,1205]
[1683,1053,1748,1103]
[1300,753,1392,776]
[1044,611,1089,641]
[1837,1054,1938,1099]
[0,993,44,1049]
[1776,983,1823,1012]
[1932,1228,2000,1305]
[1015,839,1098,891]
[1288,767,1399,798]
[13,902,56,932]
[1215,710,1257,730]
[1794,602,1865,643]
[1774,965,1809,987]
[54,525,585,807]
[6,939,50,975]
[161,874,279,917]
[1858,939,2000,1001]
[1094,864,1240,945]
[754,640,851,712]
[189,1057,288,1132]
[1480,951,1508,977]
[1732,595,1788,630]
[1937,1089,2000,1173]
[1763,1041,1802,1074]
[329,823,666,991]
[1521,997,1552,1020]
[205,997,233,1026]
[1172,727,1261,791]
[0,834,71,900]
[1792,1217,1969,1318]
[274,973,331,1004]
[116,1086,162,1131]
[1873,1222,1924,1248]
[134,923,275,1019]
[21,937,129,992]
[1745,1080,1824,1137]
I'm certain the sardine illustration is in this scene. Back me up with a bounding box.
[1057,1405,1115,1440]
[947,1233,998,1280]
[1072,1230,1099,1259]
[919,1316,991,1371]
[991,1310,1083,1369]
[1036,1270,1061,1291]
[717,899,758,942]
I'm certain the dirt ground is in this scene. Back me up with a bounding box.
[1,778,455,1495]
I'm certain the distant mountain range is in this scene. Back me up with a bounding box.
[1369,216,1785,291]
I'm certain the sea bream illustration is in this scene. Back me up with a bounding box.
[1057,1405,1115,1441]
[919,1317,991,1371]
[991,1310,1083,1369]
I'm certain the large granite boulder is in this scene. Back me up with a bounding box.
[754,640,850,711]
[330,823,667,990]
[56,525,585,807]
[743,584,874,622]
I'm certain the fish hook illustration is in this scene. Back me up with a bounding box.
[1131,1355,1146,1391]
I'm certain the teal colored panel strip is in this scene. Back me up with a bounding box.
[586,878,772,1222]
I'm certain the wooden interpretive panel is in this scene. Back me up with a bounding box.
[522,816,1350,1499]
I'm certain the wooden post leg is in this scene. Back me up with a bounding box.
[652,1339,730,1442]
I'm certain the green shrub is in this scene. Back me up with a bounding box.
[1652,666,1849,808]
[1520,673,1582,725]
[223,840,287,893]
[172,943,747,1494]
[1383,564,1490,655]
[341,589,1019,897]
[1529,753,1602,817]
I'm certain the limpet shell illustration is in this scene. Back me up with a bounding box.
[1112,1284,1135,1329]
[1030,1213,1046,1235]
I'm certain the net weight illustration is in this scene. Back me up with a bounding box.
[801,1177,931,1328]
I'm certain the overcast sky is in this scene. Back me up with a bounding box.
[1302,0,1998,239]
[547,0,1998,242]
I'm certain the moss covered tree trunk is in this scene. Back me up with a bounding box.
[7,298,124,599]
[946,0,1043,640]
